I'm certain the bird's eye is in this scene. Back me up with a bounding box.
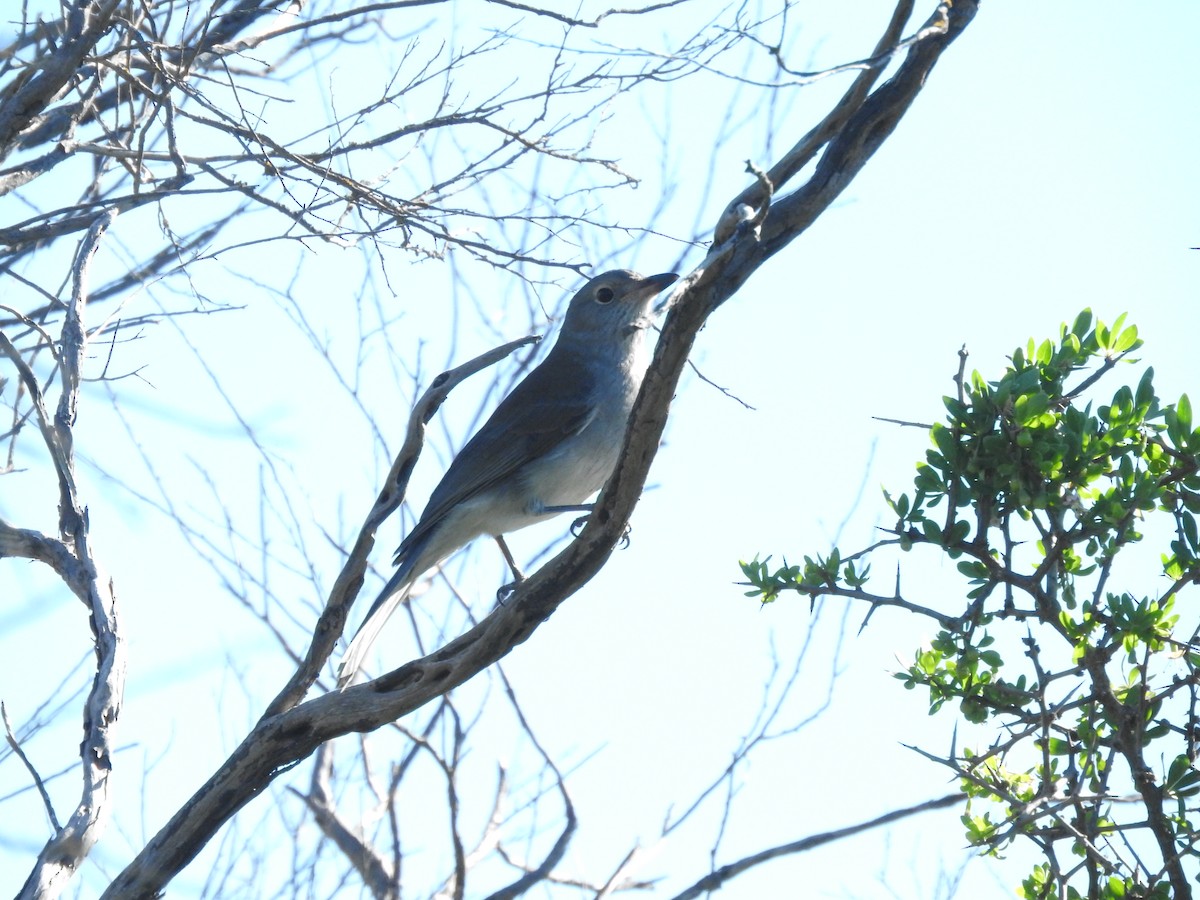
[595,287,615,304]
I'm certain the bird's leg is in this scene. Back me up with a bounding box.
[494,535,524,603]
[495,535,525,581]
[492,503,635,605]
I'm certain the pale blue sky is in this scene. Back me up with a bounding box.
[1,2,1197,897]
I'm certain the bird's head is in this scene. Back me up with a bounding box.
[559,270,679,343]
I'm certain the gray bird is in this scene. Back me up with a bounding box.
[339,269,679,685]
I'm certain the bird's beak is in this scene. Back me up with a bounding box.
[646,272,679,315]
[646,272,679,293]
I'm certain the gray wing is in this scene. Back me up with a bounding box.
[395,353,597,563]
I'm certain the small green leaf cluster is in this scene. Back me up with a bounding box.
[749,312,1200,898]
[739,550,869,604]
[889,312,1177,561]
[1018,863,1172,900]
[897,628,1008,724]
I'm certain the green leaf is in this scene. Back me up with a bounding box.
[1070,308,1093,339]
[1035,338,1053,366]
[1046,737,1074,755]
[1109,312,1128,349]
[1014,391,1051,427]
[1113,322,1140,353]
[943,396,969,419]
[1166,755,1200,796]
[1183,512,1198,551]
[1135,366,1155,410]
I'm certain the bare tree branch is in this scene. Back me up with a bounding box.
[668,793,966,900]
[13,212,127,900]
[291,743,398,900]
[0,0,122,161]
[95,4,979,895]
[1,702,61,832]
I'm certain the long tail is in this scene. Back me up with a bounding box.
[337,559,418,688]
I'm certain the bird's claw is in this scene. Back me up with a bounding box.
[570,515,633,548]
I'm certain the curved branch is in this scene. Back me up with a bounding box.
[14,212,127,900]
[99,3,980,895]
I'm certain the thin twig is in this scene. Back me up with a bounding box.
[2,702,61,832]
[668,793,965,900]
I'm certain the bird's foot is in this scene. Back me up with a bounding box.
[570,515,633,548]
[496,577,522,605]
